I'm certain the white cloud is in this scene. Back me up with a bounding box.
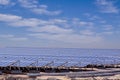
[96,0,119,13]
[10,18,68,28]
[72,18,94,28]
[28,25,73,34]
[18,0,61,15]
[0,14,22,22]
[80,30,95,36]
[18,0,37,8]
[9,37,28,41]
[0,34,14,38]
[102,25,113,30]
[0,34,27,41]
[0,13,47,27]
[0,0,10,5]
[99,31,114,35]
[10,18,42,27]
[29,33,103,44]
[0,0,15,6]
[0,0,61,15]
[0,13,69,29]
[50,19,67,23]
[84,13,101,20]
[89,15,101,20]
[79,21,94,27]
[32,8,61,15]
[0,13,114,46]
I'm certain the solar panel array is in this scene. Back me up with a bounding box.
[0,55,120,67]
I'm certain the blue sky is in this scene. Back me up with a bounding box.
[0,0,120,49]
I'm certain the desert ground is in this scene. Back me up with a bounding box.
[1,68,120,80]
[0,74,120,80]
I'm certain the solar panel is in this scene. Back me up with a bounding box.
[0,54,120,67]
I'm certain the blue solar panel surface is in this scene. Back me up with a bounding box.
[0,47,120,67]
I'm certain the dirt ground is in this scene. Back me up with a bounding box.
[0,74,120,80]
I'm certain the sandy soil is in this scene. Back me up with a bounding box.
[0,74,120,80]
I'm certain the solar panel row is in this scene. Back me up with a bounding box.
[0,55,120,67]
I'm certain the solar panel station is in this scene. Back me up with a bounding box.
[0,54,120,75]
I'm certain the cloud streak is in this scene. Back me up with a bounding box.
[0,0,10,5]
[29,33,103,44]
[96,0,119,13]
[0,14,22,22]
[0,12,116,48]
[28,25,74,34]
[0,34,28,41]
[18,0,61,15]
